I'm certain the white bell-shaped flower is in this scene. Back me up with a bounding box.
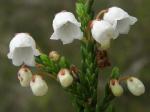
[50,11,83,44]
[8,33,40,66]
[91,20,118,49]
[103,7,137,34]
[110,79,124,97]
[57,68,73,88]
[18,67,32,87]
[127,77,145,96]
[30,75,48,96]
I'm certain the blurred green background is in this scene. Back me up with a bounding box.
[0,0,150,112]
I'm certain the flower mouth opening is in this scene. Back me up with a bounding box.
[111,80,116,86]
[59,69,66,76]
[32,76,36,82]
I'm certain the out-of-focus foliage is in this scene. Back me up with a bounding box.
[0,0,149,112]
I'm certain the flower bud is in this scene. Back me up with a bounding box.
[57,69,73,88]
[49,51,60,61]
[18,67,32,87]
[127,77,145,96]
[30,75,48,96]
[110,79,124,96]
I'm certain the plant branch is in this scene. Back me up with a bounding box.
[96,83,115,112]
[86,0,95,13]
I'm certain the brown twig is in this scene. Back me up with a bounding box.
[118,76,131,82]
[95,9,108,20]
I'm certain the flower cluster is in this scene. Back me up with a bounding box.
[50,7,137,50]
[18,66,48,96]
[7,6,143,100]
[17,66,74,96]
[8,7,137,67]
[110,76,145,97]
[92,7,137,49]
[8,33,74,96]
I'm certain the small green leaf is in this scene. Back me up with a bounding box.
[111,67,120,79]
[58,56,69,68]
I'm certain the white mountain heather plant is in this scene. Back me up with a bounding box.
[7,0,145,112]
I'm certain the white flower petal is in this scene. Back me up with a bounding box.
[91,20,118,46]
[104,7,129,24]
[24,48,35,67]
[51,21,83,44]
[51,11,83,44]
[129,16,138,25]
[7,52,12,59]
[113,29,119,39]
[51,30,74,44]
[8,33,40,66]
[12,47,35,66]
[103,7,137,34]
[12,48,24,66]
[53,11,81,30]
[115,18,131,34]
[9,33,36,53]
[50,32,59,40]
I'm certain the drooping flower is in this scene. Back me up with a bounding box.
[30,75,48,96]
[110,79,124,97]
[7,33,40,66]
[103,7,137,34]
[18,67,32,87]
[127,77,145,96]
[91,20,119,49]
[50,11,83,44]
[57,68,73,88]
